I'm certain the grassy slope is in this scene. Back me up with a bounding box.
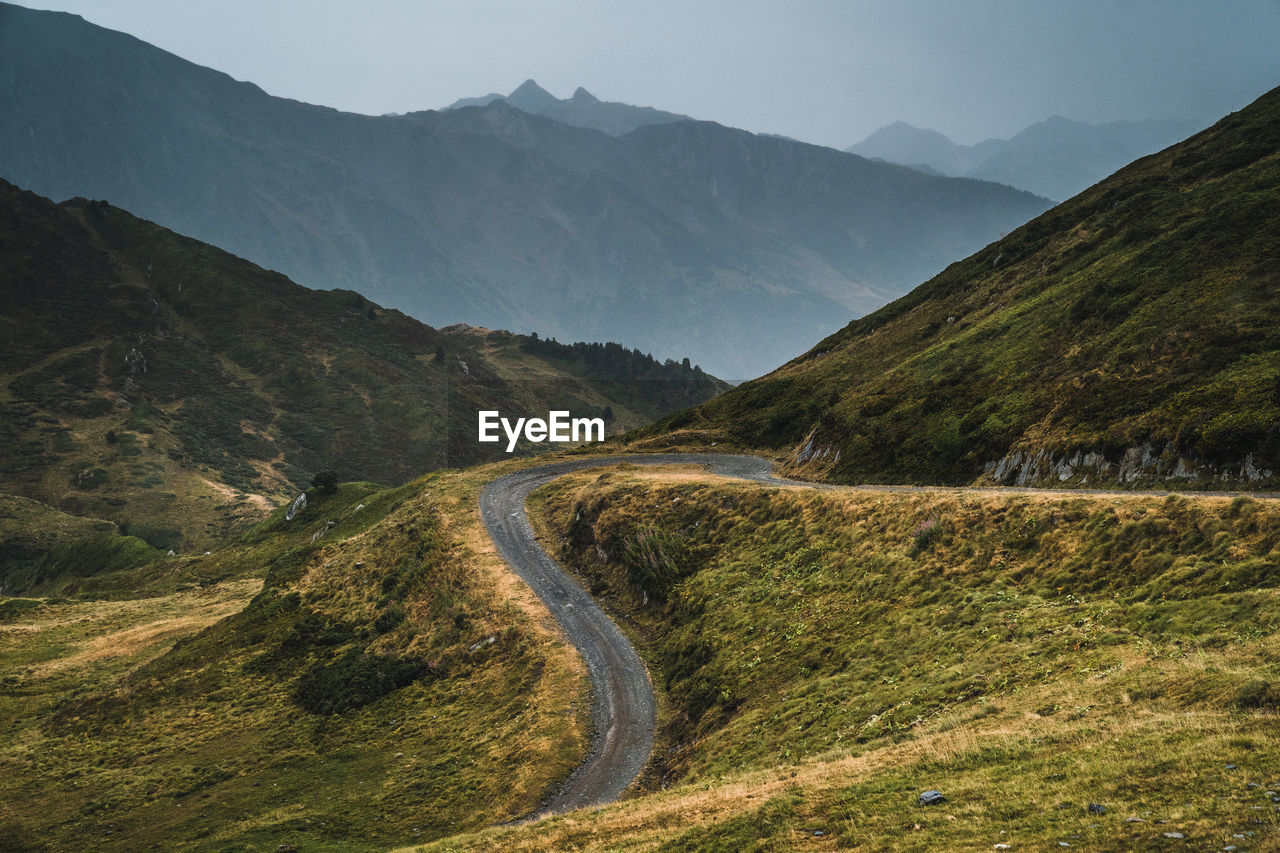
[0,462,590,851]
[0,495,117,587]
[415,464,1279,850]
[645,87,1280,489]
[0,180,727,553]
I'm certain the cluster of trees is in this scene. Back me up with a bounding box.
[520,335,705,382]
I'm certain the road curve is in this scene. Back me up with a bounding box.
[481,452,1279,817]
[479,453,787,816]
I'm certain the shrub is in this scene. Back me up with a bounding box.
[311,470,339,496]
[1233,679,1278,710]
[911,517,943,552]
[70,466,109,490]
[294,648,430,715]
[374,605,406,634]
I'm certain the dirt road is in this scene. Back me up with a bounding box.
[481,452,1277,816]
[479,454,786,816]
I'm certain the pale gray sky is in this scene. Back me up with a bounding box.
[10,0,1280,147]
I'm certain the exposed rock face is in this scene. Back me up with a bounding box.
[783,429,842,479]
[285,493,307,521]
[982,445,1276,489]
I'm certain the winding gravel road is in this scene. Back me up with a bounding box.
[481,452,1279,817]
[479,453,788,816]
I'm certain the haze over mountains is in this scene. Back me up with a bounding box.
[667,86,1280,490]
[0,2,1051,379]
[849,115,1204,201]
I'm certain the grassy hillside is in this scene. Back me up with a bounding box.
[0,496,118,590]
[418,463,1280,850]
[648,86,1280,490]
[0,462,590,851]
[0,179,725,553]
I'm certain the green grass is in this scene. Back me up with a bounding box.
[642,86,1280,489]
[0,494,116,586]
[0,465,590,851]
[421,464,1280,850]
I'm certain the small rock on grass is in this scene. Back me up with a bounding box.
[918,790,945,806]
[1087,803,1107,815]
[1161,831,1184,839]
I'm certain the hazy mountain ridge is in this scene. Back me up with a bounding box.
[849,115,1205,200]
[446,78,691,137]
[657,86,1280,488]
[0,179,726,551]
[0,2,1050,378]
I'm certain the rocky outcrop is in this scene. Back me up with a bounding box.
[982,444,1276,489]
[782,429,842,479]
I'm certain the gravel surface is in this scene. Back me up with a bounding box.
[479,454,786,815]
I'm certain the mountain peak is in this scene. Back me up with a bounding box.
[571,86,598,103]
[506,79,558,112]
[858,121,957,146]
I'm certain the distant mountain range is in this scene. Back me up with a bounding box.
[659,86,1280,489]
[446,79,691,137]
[848,115,1204,201]
[0,2,1049,379]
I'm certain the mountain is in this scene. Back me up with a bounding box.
[0,3,1050,379]
[504,78,564,113]
[655,86,1280,489]
[448,78,693,136]
[0,179,727,551]
[849,116,1204,200]
[848,120,987,176]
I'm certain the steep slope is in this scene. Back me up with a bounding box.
[0,3,1049,378]
[448,79,692,136]
[0,180,724,550]
[658,86,1280,489]
[849,116,1204,200]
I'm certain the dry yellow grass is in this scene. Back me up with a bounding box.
[28,584,259,675]
[1,579,261,680]
[408,466,1280,851]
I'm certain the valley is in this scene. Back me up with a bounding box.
[5,451,1276,850]
[0,3,1276,851]
[0,1,1050,378]
[0,179,726,556]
